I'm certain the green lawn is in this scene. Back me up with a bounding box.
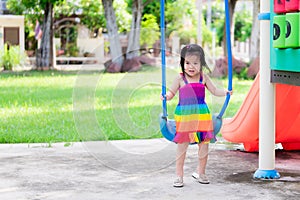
[0,68,253,143]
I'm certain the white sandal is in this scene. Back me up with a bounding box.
[192,172,210,184]
[173,176,184,187]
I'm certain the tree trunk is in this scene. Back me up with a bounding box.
[126,0,143,59]
[223,0,237,57]
[102,0,124,70]
[36,2,53,70]
[250,0,260,61]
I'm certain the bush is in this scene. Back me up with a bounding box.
[233,66,251,80]
[140,14,160,49]
[0,44,26,71]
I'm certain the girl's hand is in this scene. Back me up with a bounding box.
[226,90,233,96]
[161,91,175,101]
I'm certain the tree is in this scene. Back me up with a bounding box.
[114,0,132,33]
[102,0,124,71]
[249,0,260,61]
[38,1,54,69]
[165,0,212,46]
[102,0,154,71]
[59,0,106,36]
[7,0,63,70]
[223,0,238,57]
[166,0,197,37]
[234,9,252,42]
[126,0,143,59]
[125,0,153,59]
[205,3,224,46]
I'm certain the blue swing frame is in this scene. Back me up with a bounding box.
[160,0,233,142]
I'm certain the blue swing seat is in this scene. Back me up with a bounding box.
[160,113,223,142]
[159,114,176,142]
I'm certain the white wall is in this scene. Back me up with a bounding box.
[77,38,104,62]
[0,15,24,51]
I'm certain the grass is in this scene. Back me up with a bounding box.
[0,68,253,143]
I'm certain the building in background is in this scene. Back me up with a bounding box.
[0,0,25,51]
[0,15,25,51]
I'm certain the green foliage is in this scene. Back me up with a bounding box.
[65,43,79,57]
[18,0,63,10]
[0,44,13,70]
[58,25,79,55]
[203,2,253,45]
[201,17,213,46]
[6,0,27,14]
[0,44,26,71]
[7,0,44,51]
[234,9,252,42]
[114,0,131,33]
[142,1,160,24]
[204,3,224,46]
[166,0,212,46]
[233,66,252,80]
[72,0,131,34]
[75,0,106,32]
[140,14,160,48]
[7,0,253,56]
[166,0,196,36]
[177,28,197,45]
[7,0,62,13]
[54,0,80,16]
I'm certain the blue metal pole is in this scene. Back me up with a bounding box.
[160,0,167,118]
[218,0,233,118]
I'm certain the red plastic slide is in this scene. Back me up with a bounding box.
[221,73,300,152]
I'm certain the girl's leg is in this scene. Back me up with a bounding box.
[196,142,210,184]
[176,142,189,177]
[197,142,209,175]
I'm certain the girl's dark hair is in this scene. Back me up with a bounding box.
[180,44,211,74]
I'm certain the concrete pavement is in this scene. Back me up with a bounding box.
[0,139,299,200]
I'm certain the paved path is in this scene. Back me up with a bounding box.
[0,139,299,200]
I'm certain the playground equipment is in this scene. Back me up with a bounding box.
[159,0,233,142]
[223,0,300,179]
[225,0,300,150]
[272,0,300,79]
[222,74,300,151]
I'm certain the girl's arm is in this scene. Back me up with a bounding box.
[204,74,232,97]
[161,75,181,101]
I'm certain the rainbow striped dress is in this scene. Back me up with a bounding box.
[173,74,215,144]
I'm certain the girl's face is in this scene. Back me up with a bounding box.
[184,54,201,77]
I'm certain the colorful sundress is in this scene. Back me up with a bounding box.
[173,73,215,144]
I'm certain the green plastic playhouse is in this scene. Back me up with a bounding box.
[271,0,300,85]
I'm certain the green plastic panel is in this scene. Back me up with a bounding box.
[271,1,300,75]
[273,15,286,48]
[285,13,300,48]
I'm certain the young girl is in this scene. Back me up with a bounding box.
[161,44,232,187]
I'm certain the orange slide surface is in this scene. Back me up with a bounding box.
[221,74,300,152]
